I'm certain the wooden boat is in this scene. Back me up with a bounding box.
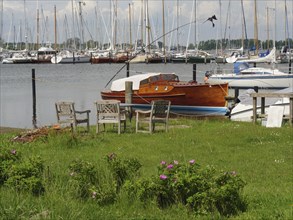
[101,73,229,108]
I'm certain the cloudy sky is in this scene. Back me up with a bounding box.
[1,0,292,47]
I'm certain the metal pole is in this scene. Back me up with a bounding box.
[193,64,197,81]
[126,61,130,77]
[32,69,37,129]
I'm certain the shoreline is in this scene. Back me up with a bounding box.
[0,127,27,134]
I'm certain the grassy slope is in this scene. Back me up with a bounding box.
[0,118,292,219]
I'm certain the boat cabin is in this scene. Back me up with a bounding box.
[110,73,178,92]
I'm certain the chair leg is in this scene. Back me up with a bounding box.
[96,123,99,133]
[71,123,75,133]
[86,121,90,132]
[118,122,121,134]
[149,121,152,133]
[136,114,139,133]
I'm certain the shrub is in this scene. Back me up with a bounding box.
[69,159,100,199]
[4,155,45,195]
[69,154,142,205]
[125,159,247,216]
[106,153,142,192]
[0,148,21,184]
[69,158,117,205]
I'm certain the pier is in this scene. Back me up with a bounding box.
[250,92,293,126]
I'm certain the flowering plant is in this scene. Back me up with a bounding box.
[125,159,246,216]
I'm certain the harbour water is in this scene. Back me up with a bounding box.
[0,62,289,128]
[0,62,212,128]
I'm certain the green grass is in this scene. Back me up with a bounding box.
[0,118,292,219]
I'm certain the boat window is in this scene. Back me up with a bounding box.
[150,75,160,82]
[161,74,179,81]
[140,79,149,85]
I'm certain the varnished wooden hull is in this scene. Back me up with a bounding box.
[101,83,228,107]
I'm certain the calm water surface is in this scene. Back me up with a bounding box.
[0,62,222,128]
[1,62,289,128]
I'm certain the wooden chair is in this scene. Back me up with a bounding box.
[135,100,171,133]
[95,100,126,134]
[55,101,91,132]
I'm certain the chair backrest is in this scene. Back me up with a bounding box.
[150,100,171,119]
[95,100,122,121]
[55,101,76,121]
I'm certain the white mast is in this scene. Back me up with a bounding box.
[254,0,259,55]
[71,0,76,49]
[24,0,28,50]
[36,0,39,50]
[0,0,3,47]
[162,0,166,62]
[78,1,85,50]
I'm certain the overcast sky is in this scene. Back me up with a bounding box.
[1,0,292,47]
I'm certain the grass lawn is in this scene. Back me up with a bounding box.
[0,118,292,219]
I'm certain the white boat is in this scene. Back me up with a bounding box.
[205,62,293,89]
[33,45,56,63]
[230,87,292,122]
[51,50,90,64]
[226,47,275,64]
[2,50,33,64]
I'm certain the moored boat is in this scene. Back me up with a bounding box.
[51,50,90,64]
[101,73,229,109]
[205,62,293,89]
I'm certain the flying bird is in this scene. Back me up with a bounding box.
[203,15,217,27]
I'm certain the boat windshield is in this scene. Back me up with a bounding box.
[140,74,179,85]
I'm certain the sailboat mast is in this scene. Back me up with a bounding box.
[194,0,197,50]
[240,0,248,51]
[218,0,223,55]
[0,0,3,48]
[254,0,259,55]
[71,0,76,49]
[113,0,117,51]
[36,0,39,50]
[146,0,150,54]
[266,7,270,49]
[129,3,132,50]
[177,0,179,52]
[24,0,28,50]
[284,0,289,47]
[78,1,85,50]
[54,5,57,50]
[141,0,144,49]
[162,0,166,63]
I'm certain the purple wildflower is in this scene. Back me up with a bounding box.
[167,164,173,169]
[189,159,195,165]
[11,149,16,155]
[160,174,168,180]
[160,161,166,165]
